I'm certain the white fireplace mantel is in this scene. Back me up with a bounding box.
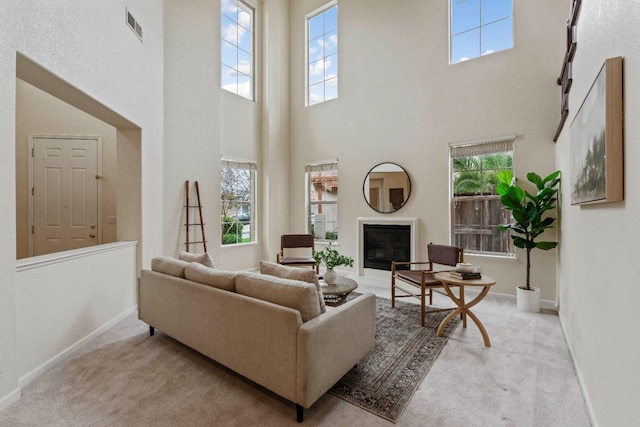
[357,217,419,276]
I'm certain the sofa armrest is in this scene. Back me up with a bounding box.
[295,293,376,408]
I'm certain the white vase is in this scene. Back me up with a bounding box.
[324,268,337,285]
[516,285,541,313]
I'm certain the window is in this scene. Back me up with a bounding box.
[450,136,514,256]
[307,2,338,106]
[306,159,338,241]
[450,0,513,64]
[221,0,254,100]
[221,158,256,245]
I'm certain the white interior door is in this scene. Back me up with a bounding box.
[32,137,100,256]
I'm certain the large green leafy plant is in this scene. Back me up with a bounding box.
[313,246,354,270]
[496,170,561,290]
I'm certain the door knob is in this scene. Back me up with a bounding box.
[89,234,96,238]
[91,224,96,229]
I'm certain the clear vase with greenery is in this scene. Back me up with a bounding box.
[313,246,354,284]
[496,170,561,291]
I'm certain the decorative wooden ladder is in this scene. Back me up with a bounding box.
[184,180,207,252]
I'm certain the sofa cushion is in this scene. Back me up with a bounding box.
[177,249,216,268]
[236,272,322,322]
[259,261,326,313]
[151,256,190,278]
[185,262,236,292]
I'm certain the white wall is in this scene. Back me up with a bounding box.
[0,1,20,406]
[555,1,640,425]
[163,0,219,260]
[162,0,281,272]
[218,0,263,270]
[15,242,137,384]
[0,0,164,407]
[259,0,293,264]
[289,0,566,299]
[214,0,292,270]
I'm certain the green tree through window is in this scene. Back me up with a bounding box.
[451,139,514,255]
[221,158,256,245]
[453,153,513,195]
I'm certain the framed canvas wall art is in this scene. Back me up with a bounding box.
[569,56,623,205]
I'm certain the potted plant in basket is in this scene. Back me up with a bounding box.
[313,246,354,285]
[496,170,561,312]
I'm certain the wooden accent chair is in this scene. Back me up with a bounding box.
[276,234,319,273]
[391,243,464,326]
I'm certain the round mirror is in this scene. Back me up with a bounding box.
[363,162,411,213]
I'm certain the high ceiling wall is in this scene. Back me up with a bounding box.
[288,0,566,298]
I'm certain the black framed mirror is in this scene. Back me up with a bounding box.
[363,162,411,213]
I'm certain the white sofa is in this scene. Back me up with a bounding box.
[138,258,376,422]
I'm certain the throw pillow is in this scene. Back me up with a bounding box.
[151,256,190,278]
[177,249,216,268]
[185,262,236,292]
[259,261,326,313]
[236,272,322,322]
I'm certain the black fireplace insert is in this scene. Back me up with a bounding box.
[363,224,410,271]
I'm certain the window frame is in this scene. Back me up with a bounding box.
[221,157,257,246]
[305,1,338,106]
[221,0,255,100]
[449,0,513,64]
[306,159,339,242]
[449,136,515,257]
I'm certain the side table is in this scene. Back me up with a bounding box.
[321,276,358,305]
[433,272,496,347]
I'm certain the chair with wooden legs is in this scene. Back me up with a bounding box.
[276,234,319,273]
[391,243,464,326]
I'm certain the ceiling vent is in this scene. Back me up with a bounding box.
[126,8,143,41]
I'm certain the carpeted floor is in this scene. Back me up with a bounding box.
[0,277,593,426]
[330,296,459,422]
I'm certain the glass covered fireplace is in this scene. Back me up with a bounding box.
[363,224,411,271]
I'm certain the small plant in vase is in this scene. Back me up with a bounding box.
[313,246,354,285]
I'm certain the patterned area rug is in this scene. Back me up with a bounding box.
[329,296,460,423]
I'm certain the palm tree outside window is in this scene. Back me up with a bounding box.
[450,136,515,256]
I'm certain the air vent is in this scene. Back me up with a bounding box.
[126,8,143,41]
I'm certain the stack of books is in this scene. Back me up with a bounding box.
[449,271,481,280]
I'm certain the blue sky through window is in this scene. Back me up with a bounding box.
[308,4,338,105]
[221,0,253,100]
[451,0,513,64]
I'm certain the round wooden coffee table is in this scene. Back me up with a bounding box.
[434,272,496,347]
[321,276,358,305]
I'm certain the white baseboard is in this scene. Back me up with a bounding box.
[485,290,557,312]
[18,305,138,389]
[558,315,599,427]
[0,387,21,413]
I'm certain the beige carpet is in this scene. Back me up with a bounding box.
[1,312,307,427]
[0,277,593,426]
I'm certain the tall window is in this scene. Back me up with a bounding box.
[306,160,338,241]
[450,0,513,64]
[221,158,256,245]
[221,0,254,100]
[307,2,338,106]
[450,136,514,256]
